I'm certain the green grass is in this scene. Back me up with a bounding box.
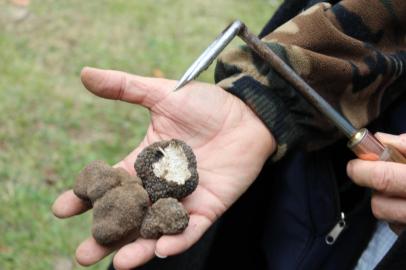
[0,0,280,269]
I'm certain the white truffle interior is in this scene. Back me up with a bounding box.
[152,143,191,185]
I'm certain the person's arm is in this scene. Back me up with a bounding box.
[53,67,275,269]
[215,0,406,160]
[347,133,406,234]
[52,1,405,268]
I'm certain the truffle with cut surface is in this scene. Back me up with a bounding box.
[135,139,198,202]
[140,198,189,239]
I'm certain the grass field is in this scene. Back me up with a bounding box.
[0,1,280,269]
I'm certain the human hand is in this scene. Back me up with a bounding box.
[52,67,275,269]
[347,133,406,234]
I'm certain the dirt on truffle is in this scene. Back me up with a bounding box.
[73,160,149,246]
[135,139,198,202]
[140,198,189,239]
[74,160,113,201]
[92,183,148,245]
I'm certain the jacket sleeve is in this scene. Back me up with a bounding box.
[214,0,406,160]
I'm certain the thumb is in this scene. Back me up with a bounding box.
[375,132,406,154]
[80,67,175,108]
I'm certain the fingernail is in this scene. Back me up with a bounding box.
[155,250,167,259]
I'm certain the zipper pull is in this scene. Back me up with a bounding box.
[325,212,346,245]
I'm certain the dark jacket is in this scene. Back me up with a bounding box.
[111,1,406,269]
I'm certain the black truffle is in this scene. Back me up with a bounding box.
[73,161,149,246]
[74,160,114,201]
[140,198,189,239]
[135,139,198,202]
[92,183,148,245]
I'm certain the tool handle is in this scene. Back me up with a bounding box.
[348,129,406,163]
[380,145,406,163]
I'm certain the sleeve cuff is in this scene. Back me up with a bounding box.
[217,75,302,161]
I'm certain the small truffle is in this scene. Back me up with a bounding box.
[140,198,189,239]
[73,161,148,245]
[135,139,198,202]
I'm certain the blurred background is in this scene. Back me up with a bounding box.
[0,0,280,269]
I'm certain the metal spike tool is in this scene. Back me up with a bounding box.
[174,20,406,163]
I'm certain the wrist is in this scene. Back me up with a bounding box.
[247,106,277,160]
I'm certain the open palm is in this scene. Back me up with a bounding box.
[52,67,275,269]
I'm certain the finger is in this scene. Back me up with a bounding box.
[52,190,91,218]
[347,159,406,196]
[113,238,156,269]
[375,132,406,153]
[75,237,113,266]
[389,223,405,235]
[80,67,176,109]
[76,226,142,267]
[371,193,406,225]
[155,214,212,257]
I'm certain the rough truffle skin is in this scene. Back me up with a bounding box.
[73,160,148,246]
[140,198,189,239]
[74,160,113,201]
[135,139,198,202]
[92,183,149,245]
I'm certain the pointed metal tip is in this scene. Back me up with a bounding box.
[173,80,188,92]
[173,20,243,93]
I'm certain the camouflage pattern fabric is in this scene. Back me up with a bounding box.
[215,0,406,160]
